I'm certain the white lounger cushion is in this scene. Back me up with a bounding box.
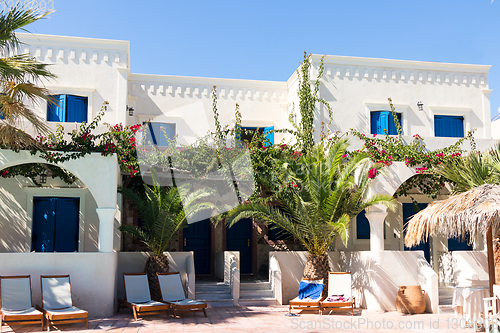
[1,308,42,316]
[290,296,320,303]
[41,277,72,310]
[44,306,87,315]
[157,274,186,302]
[124,275,151,303]
[170,299,204,306]
[131,300,167,308]
[1,277,32,311]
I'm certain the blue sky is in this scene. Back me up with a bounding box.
[27,0,500,118]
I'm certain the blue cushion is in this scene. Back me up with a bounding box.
[298,280,324,300]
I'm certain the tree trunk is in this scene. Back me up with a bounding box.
[144,255,169,300]
[302,253,330,297]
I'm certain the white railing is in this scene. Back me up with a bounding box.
[269,254,282,305]
[227,252,240,306]
[417,255,439,314]
[185,252,196,299]
[214,251,240,305]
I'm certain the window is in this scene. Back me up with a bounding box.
[434,115,464,138]
[47,95,88,123]
[370,111,402,135]
[356,210,370,239]
[32,197,80,252]
[143,122,176,147]
[238,126,274,146]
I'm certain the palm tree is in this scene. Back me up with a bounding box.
[119,178,214,299]
[0,5,55,150]
[226,139,395,289]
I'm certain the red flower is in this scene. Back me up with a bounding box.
[1,170,8,177]
[368,168,377,179]
[342,154,347,158]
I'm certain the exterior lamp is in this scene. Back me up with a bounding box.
[417,101,424,111]
[127,105,134,116]
[40,173,47,184]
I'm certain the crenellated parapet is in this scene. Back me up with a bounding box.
[128,74,287,103]
[312,54,490,88]
[17,33,129,69]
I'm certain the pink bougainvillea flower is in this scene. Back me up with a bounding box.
[368,168,377,179]
[342,154,347,158]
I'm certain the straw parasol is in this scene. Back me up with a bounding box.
[405,183,500,296]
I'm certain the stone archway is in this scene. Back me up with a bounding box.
[0,150,118,252]
[365,162,418,251]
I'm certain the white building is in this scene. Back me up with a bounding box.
[0,33,496,314]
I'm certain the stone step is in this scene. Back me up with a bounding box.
[240,289,274,298]
[238,298,278,306]
[196,292,232,300]
[240,282,272,290]
[206,300,235,307]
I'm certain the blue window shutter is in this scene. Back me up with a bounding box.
[66,95,88,123]
[54,198,79,252]
[371,111,401,135]
[160,123,176,146]
[47,95,66,122]
[263,126,274,146]
[32,198,56,252]
[435,115,464,137]
[356,210,370,239]
[370,112,381,134]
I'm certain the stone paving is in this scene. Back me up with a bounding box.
[0,305,485,332]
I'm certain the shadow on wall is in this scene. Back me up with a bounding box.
[452,251,488,286]
[341,251,426,312]
[0,180,29,252]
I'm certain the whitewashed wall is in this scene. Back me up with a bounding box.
[0,252,117,318]
[128,74,289,145]
[307,54,491,140]
[17,33,130,136]
[271,250,438,313]
[116,252,195,300]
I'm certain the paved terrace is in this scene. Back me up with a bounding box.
[0,306,485,332]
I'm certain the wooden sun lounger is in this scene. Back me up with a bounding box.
[0,275,43,332]
[118,273,170,321]
[157,272,206,317]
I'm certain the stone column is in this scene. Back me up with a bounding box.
[96,207,117,253]
[365,205,388,251]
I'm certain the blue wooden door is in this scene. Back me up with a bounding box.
[226,218,252,274]
[448,236,473,251]
[32,197,79,252]
[183,218,211,274]
[403,203,430,262]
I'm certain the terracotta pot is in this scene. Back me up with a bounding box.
[396,285,426,314]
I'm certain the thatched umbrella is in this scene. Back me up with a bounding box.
[405,183,500,296]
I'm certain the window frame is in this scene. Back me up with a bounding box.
[44,87,94,123]
[25,187,87,252]
[429,106,471,138]
[370,111,403,135]
[142,122,177,147]
[364,102,409,135]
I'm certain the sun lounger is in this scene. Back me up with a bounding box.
[39,275,88,331]
[118,273,170,321]
[0,275,43,332]
[157,272,206,317]
[320,272,355,315]
[289,278,324,314]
